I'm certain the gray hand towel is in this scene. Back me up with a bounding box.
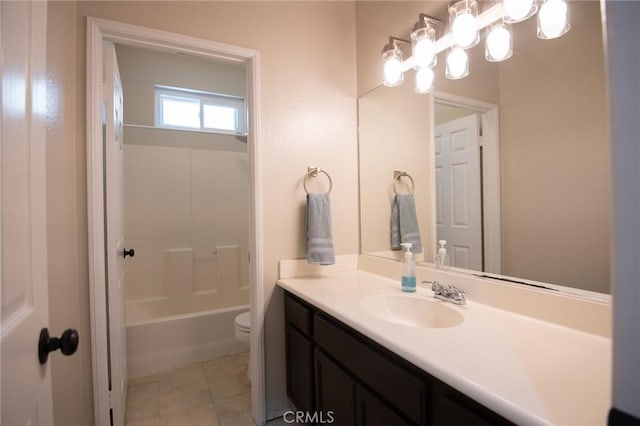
[391,194,422,254]
[306,192,335,265]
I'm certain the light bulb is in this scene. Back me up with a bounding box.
[452,12,478,48]
[446,48,469,80]
[538,0,570,39]
[503,0,537,23]
[414,38,436,68]
[414,67,434,94]
[411,21,437,69]
[382,44,404,87]
[486,24,512,62]
[383,57,403,86]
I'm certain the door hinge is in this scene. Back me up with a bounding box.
[108,390,113,409]
[248,252,251,263]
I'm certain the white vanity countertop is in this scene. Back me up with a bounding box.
[278,270,611,426]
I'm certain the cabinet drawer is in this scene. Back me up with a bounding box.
[285,292,313,337]
[315,314,427,425]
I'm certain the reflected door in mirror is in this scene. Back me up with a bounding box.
[435,113,482,270]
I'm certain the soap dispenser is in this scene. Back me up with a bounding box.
[435,240,450,269]
[400,243,416,292]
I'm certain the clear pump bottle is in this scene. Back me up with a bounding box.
[400,243,416,292]
[435,240,450,269]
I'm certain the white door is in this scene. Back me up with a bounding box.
[104,41,128,426]
[0,1,55,425]
[434,113,483,270]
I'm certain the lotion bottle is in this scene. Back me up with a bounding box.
[435,240,450,269]
[400,243,416,292]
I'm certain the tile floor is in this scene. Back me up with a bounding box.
[125,352,290,426]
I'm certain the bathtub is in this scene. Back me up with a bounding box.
[126,304,250,379]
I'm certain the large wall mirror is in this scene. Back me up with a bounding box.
[358,0,610,294]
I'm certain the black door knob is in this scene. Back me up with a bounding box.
[123,248,135,258]
[38,328,79,365]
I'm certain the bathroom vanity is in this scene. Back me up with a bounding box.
[284,291,512,425]
[278,265,611,425]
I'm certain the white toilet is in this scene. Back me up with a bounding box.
[234,311,251,380]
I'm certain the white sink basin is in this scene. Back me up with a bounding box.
[361,294,464,329]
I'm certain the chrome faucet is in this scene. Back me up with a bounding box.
[422,280,466,305]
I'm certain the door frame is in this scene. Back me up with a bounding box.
[86,18,265,425]
[430,91,501,274]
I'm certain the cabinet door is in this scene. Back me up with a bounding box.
[315,314,427,424]
[433,382,513,426]
[286,324,315,412]
[356,385,414,426]
[315,349,356,425]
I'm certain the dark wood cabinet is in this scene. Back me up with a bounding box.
[314,346,413,426]
[315,313,427,425]
[284,291,513,426]
[432,381,513,426]
[356,385,414,426]
[285,324,315,412]
[284,292,315,412]
[315,348,356,425]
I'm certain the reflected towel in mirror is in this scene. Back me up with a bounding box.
[306,192,335,265]
[391,194,422,254]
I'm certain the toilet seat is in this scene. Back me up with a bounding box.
[233,311,252,381]
[235,311,251,332]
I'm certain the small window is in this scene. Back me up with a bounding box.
[155,86,246,134]
[203,104,237,131]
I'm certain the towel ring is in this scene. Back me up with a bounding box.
[304,167,333,194]
[393,171,415,195]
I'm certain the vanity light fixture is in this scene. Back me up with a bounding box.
[503,0,538,23]
[380,0,570,91]
[411,14,440,69]
[381,37,408,87]
[449,0,480,49]
[485,23,513,62]
[537,0,570,39]
[446,48,469,80]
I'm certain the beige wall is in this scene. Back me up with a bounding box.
[499,1,610,292]
[46,2,95,425]
[46,1,358,424]
[359,83,433,261]
[435,104,478,125]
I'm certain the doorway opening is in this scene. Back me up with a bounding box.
[87,18,264,426]
[431,91,501,274]
[117,44,251,374]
